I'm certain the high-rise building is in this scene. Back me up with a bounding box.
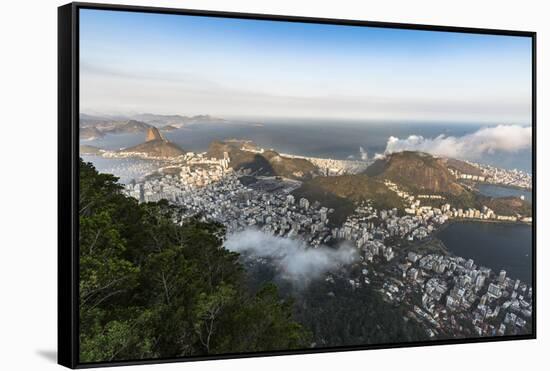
[475,275,485,290]
[498,270,507,284]
[487,283,502,298]
[286,194,295,205]
[480,294,488,306]
[407,268,419,280]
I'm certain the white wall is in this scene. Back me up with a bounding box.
[0,0,546,369]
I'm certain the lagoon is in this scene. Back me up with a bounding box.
[438,221,532,284]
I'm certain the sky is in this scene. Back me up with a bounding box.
[80,9,533,123]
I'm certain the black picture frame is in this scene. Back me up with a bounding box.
[58,2,537,368]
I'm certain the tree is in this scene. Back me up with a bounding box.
[78,159,309,362]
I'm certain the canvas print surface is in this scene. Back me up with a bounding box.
[78,8,533,364]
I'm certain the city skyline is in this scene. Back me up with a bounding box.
[80,9,532,123]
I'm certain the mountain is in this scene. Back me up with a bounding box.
[80,126,104,140]
[160,125,178,132]
[190,114,219,121]
[79,113,239,137]
[106,120,152,134]
[80,116,153,137]
[120,127,185,158]
[145,126,164,141]
[365,151,465,196]
[293,174,404,225]
[301,175,404,206]
[262,150,319,180]
[79,113,111,127]
[443,158,484,177]
[363,152,533,211]
[206,140,318,180]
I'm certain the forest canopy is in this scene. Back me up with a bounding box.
[78,159,310,363]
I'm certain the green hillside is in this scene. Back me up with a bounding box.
[293,174,404,224]
[365,151,465,196]
[207,140,318,180]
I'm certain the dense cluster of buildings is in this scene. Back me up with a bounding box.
[281,153,369,176]
[116,146,531,340]
[325,211,532,338]
[450,161,532,189]
[376,253,531,338]
[123,158,336,247]
[448,168,487,182]
[385,180,532,223]
[333,202,446,257]
[329,211,532,338]
[123,152,230,202]
[179,151,230,187]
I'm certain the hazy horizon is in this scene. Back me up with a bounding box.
[81,111,533,129]
[80,9,532,124]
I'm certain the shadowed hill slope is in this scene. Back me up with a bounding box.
[293,174,404,225]
[207,140,318,180]
[365,151,465,196]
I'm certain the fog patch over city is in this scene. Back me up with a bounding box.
[224,229,358,285]
[381,124,531,160]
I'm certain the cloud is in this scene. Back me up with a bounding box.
[359,146,369,161]
[383,125,531,160]
[224,229,357,285]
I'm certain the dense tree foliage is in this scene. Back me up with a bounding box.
[79,159,309,363]
[293,280,429,347]
[245,261,429,347]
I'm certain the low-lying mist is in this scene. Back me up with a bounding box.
[224,229,357,285]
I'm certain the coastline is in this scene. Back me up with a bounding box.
[443,217,532,227]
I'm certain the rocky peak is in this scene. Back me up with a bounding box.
[146,127,164,142]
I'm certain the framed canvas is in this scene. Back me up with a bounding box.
[58,2,536,368]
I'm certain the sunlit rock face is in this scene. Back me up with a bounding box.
[146,126,164,142]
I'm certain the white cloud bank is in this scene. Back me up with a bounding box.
[224,229,357,284]
[383,124,532,160]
